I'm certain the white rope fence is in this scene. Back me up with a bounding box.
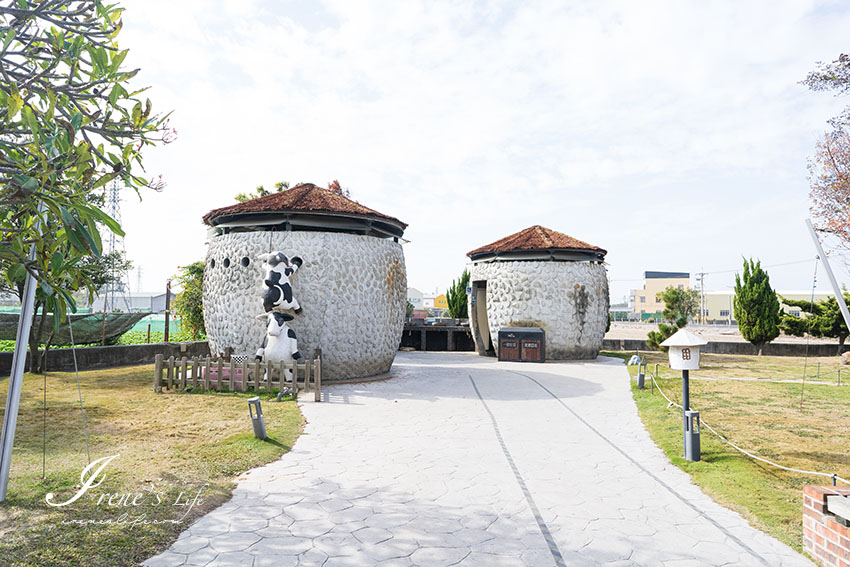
[647,373,850,487]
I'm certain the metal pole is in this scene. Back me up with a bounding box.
[164,279,172,343]
[806,219,850,331]
[682,369,690,458]
[0,225,41,502]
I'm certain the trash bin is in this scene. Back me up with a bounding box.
[248,397,266,440]
[498,327,545,362]
[684,410,700,461]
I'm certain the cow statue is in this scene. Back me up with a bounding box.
[255,312,302,380]
[258,251,303,314]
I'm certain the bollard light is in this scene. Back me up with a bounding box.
[660,329,707,461]
[248,397,267,440]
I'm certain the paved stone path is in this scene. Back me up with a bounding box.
[144,352,814,566]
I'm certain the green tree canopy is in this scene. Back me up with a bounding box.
[647,286,700,350]
[0,1,171,301]
[446,269,470,319]
[235,181,289,203]
[734,259,781,355]
[172,261,205,341]
[780,292,850,355]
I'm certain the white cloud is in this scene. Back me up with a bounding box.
[117,0,850,301]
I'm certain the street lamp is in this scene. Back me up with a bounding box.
[660,329,707,462]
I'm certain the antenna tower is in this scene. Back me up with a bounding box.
[102,181,133,312]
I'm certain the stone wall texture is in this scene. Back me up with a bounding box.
[468,260,609,359]
[203,231,407,380]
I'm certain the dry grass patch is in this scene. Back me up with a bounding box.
[606,352,850,552]
[620,350,847,383]
[0,364,303,567]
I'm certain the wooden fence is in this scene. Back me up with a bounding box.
[153,351,322,402]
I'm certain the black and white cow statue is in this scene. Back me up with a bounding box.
[255,312,302,380]
[258,251,303,314]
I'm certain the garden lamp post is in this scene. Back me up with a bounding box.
[660,329,707,462]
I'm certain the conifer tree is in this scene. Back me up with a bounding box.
[734,259,781,355]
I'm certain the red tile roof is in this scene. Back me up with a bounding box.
[467,225,606,258]
[203,183,406,228]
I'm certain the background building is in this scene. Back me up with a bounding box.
[407,287,424,310]
[631,271,690,319]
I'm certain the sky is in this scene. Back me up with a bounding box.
[115,0,850,303]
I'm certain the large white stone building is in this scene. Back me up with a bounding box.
[466,226,609,360]
[202,184,407,380]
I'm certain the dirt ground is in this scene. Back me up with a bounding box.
[605,322,840,344]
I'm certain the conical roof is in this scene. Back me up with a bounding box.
[203,183,406,238]
[467,225,606,261]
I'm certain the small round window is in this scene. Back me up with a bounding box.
[240,256,250,267]
[209,259,216,269]
[223,258,230,268]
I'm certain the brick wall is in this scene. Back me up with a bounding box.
[803,485,850,566]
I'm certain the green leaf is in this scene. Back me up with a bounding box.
[2,29,15,50]
[73,217,100,257]
[110,49,128,73]
[12,174,39,192]
[70,112,83,132]
[21,106,40,138]
[51,251,64,273]
[7,92,23,118]
[58,289,77,314]
[58,206,76,227]
[77,204,124,236]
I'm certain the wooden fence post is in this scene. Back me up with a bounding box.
[216,357,223,391]
[305,358,312,392]
[191,357,198,389]
[204,356,211,392]
[315,353,321,402]
[166,356,174,390]
[229,358,235,391]
[180,356,188,390]
[154,354,163,393]
[292,359,298,394]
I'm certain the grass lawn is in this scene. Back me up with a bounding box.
[620,350,848,383]
[603,351,850,552]
[0,364,303,567]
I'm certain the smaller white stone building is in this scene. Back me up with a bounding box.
[467,225,609,360]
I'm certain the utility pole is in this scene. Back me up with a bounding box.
[694,271,706,324]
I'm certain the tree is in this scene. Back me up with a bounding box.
[807,132,850,241]
[1,245,131,372]
[235,181,289,203]
[446,269,470,319]
[172,261,205,341]
[405,300,414,318]
[803,54,850,242]
[647,286,700,350]
[327,179,350,198]
[780,292,850,355]
[0,1,172,299]
[802,53,850,133]
[734,259,781,355]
